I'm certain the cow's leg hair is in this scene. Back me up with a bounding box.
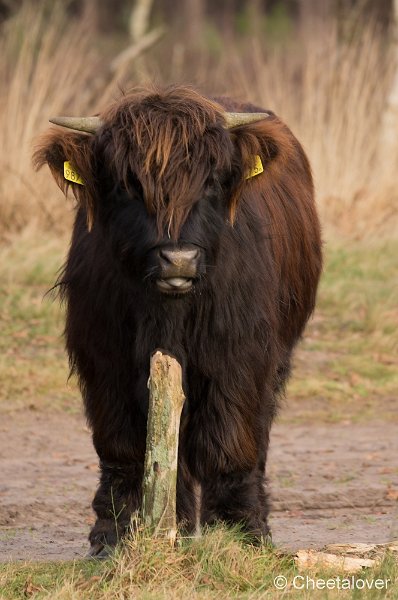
[176,457,200,535]
[200,467,271,543]
[89,461,143,552]
[86,382,148,554]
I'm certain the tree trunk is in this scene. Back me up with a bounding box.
[141,351,185,543]
[129,0,154,42]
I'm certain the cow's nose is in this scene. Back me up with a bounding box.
[158,248,199,272]
[156,247,200,294]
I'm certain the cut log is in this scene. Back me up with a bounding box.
[325,541,398,558]
[141,351,185,544]
[294,541,398,573]
[324,543,378,556]
[295,549,376,573]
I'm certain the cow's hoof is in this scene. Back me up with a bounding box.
[86,543,113,560]
[243,524,273,547]
[261,530,274,548]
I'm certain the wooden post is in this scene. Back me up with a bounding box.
[141,351,185,543]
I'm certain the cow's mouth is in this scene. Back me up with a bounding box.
[156,277,193,293]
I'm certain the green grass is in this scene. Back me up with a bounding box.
[285,239,398,423]
[1,234,397,421]
[0,233,79,413]
[0,559,103,599]
[0,525,397,599]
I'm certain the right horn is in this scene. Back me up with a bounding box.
[223,112,270,129]
[49,116,103,134]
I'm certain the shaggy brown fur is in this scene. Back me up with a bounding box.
[34,84,322,555]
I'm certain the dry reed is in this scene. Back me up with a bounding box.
[0,3,103,236]
[0,3,396,239]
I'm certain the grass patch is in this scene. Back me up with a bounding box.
[0,231,79,413]
[285,238,398,423]
[0,559,103,599]
[1,526,397,599]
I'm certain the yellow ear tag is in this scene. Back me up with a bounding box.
[64,161,84,185]
[246,155,264,180]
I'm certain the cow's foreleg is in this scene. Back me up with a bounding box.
[88,460,143,556]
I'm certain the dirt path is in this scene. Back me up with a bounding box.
[0,411,397,561]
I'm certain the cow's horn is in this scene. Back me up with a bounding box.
[49,116,102,134]
[224,112,270,128]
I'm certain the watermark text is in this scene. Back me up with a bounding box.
[273,574,391,591]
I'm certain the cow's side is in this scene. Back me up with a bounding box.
[34,85,322,555]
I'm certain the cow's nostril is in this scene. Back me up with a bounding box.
[157,247,200,284]
[159,248,199,267]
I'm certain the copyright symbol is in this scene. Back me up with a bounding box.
[274,575,287,589]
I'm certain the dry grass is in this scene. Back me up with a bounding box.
[1,525,397,599]
[285,239,398,424]
[0,230,77,413]
[0,3,397,238]
[0,3,104,234]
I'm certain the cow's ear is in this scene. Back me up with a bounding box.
[230,117,295,179]
[33,129,95,229]
[228,117,311,222]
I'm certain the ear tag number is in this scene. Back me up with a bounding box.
[64,161,84,185]
[246,155,264,179]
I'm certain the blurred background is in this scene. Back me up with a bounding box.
[0,0,396,420]
[0,0,397,237]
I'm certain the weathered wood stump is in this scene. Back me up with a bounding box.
[141,350,185,543]
[295,542,398,573]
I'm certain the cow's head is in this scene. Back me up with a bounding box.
[34,86,277,295]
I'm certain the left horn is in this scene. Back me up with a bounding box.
[49,116,103,134]
[223,112,270,128]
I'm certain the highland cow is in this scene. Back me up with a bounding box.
[34,85,322,557]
